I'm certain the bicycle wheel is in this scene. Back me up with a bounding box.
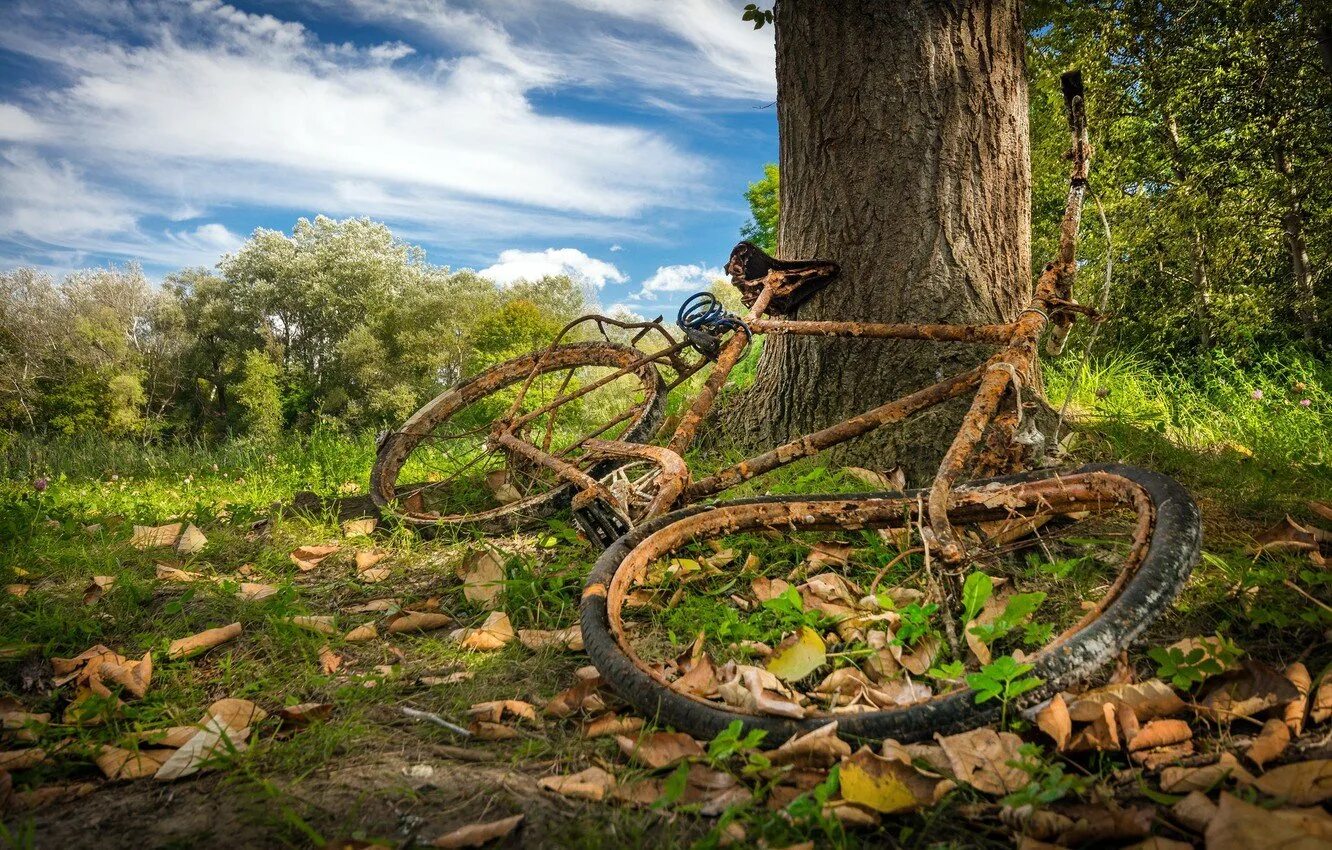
[372,342,667,534]
[580,464,1200,744]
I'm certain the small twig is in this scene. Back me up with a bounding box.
[401,706,472,737]
[868,546,924,596]
[919,495,962,659]
[1283,579,1332,615]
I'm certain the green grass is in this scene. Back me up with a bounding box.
[1,353,1330,847]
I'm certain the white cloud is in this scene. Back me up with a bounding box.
[164,222,244,255]
[609,243,623,252]
[0,148,137,243]
[480,247,627,288]
[603,302,646,320]
[0,104,47,142]
[639,262,724,298]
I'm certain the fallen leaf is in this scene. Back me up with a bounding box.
[1068,702,1120,752]
[166,622,242,659]
[936,727,1027,795]
[420,671,473,686]
[766,722,851,768]
[291,544,340,571]
[1036,694,1072,750]
[1066,679,1186,722]
[1160,752,1254,793]
[484,469,523,505]
[388,612,455,634]
[1170,789,1218,832]
[174,524,208,555]
[130,726,199,748]
[583,713,644,739]
[0,748,48,770]
[205,698,267,730]
[1056,803,1155,845]
[459,550,505,607]
[673,652,719,697]
[454,611,515,650]
[342,518,377,537]
[100,651,153,699]
[1283,662,1311,735]
[1196,659,1300,722]
[469,720,520,740]
[842,467,905,490]
[544,676,603,717]
[360,567,392,583]
[616,731,703,768]
[1205,791,1332,850]
[468,700,541,727]
[826,800,881,828]
[156,563,203,582]
[1311,668,1332,724]
[290,615,338,635]
[94,745,171,780]
[766,627,826,682]
[1127,719,1192,752]
[838,746,937,813]
[431,813,524,848]
[4,583,28,597]
[1246,718,1291,769]
[517,626,583,652]
[345,623,379,642]
[318,645,343,675]
[6,782,97,812]
[355,550,387,572]
[1249,515,1320,555]
[1252,759,1332,805]
[1132,741,1195,770]
[83,575,116,605]
[896,634,940,676]
[277,703,333,726]
[154,716,248,781]
[131,522,183,549]
[235,582,279,601]
[750,576,790,602]
[538,766,616,801]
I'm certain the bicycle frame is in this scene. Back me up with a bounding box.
[489,71,1093,557]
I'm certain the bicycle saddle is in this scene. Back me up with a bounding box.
[725,241,839,317]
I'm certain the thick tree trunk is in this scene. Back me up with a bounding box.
[721,0,1031,483]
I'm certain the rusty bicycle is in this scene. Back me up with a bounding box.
[371,72,1201,740]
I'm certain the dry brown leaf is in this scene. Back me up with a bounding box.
[537,766,616,801]
[318,645,343,675]
[1311,669,1332,724]
[154,716,248,781]
[100,650,153,699]
[459,550,505,607]
[205,698,267,730]
[1160,752,1254,793]
[277,703,333,726]
[290,615,338,635]
[388,612,455,634]
[842,467,905,490]
[83,574,116,605]
[291,544,340,571]
[467,700,540,727]
[1205,791,1332,850]
[484,469,523,505]
[897,634,940,677]
[750,576,790,602]
[1249,515,1321,555]
[806,541,853,568]
[1036,694,1072,750]
[468,720,520,740]
[1170,789,1218,833]
[354,550,386,572]
[235,582,279,601]
[767,627,826,682]
[1246,718,1291,769]
[1132,741,1195,771]
[130,726,198,748]
[342,518,377,537]
[0,748,48,770]
[1252,759,1332,805]
[936,727,1027,795]
[155,563,203,582]
[544,676,603,718]
[1283,662,1311,735]
[94,745,171,780]
[1057,803,1155,846]
[174,524,208,555]
[4,583,29,597]
[1068,702,1121,752]
[166,622,242,659]
[6,782,97,812]
[1066,679,1186,722]
[1196,659,1301,722]
[766,722,851,768]
[131,522,183,549]
[517,626,583,652]
[454,611,515,650]
[1127,719,1192,752]
[616,731,703,769]
[673,652,719,697]
[583,713,644,739]
[431,813,524,848]
[345,623,379,642]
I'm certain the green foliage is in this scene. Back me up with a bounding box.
[961,572,993,622]
[894,602,939,648]
[740,4,774,30]
[739,163,779,252]
[1001,744,1091,809]
[235,350,284,440]
[967,655,1044,705]
[1148,635,1243,690]
[968,592,1046,645]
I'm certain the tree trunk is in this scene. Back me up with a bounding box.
[1276,147,1319,346]
[721,0,1030,483]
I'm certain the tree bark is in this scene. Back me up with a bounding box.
[1276,146,1319,345]
[721,0,1031,483]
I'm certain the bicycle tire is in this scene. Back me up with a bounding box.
[372,342,667,534]
[580,463,1200,744]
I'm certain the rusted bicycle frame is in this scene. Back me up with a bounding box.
[484,71,1096,558]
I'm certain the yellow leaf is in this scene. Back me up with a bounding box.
[839,746,935,814]
[766,627,826,682]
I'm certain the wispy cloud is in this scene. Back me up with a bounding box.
[480,247,626,289]
[638,262,725,298]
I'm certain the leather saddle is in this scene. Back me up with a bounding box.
[725,241,840,317]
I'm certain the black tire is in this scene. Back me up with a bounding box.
[372,342,667,534]
[580,463,1200,744]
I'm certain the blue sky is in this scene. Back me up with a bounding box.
[0,0,777,315]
